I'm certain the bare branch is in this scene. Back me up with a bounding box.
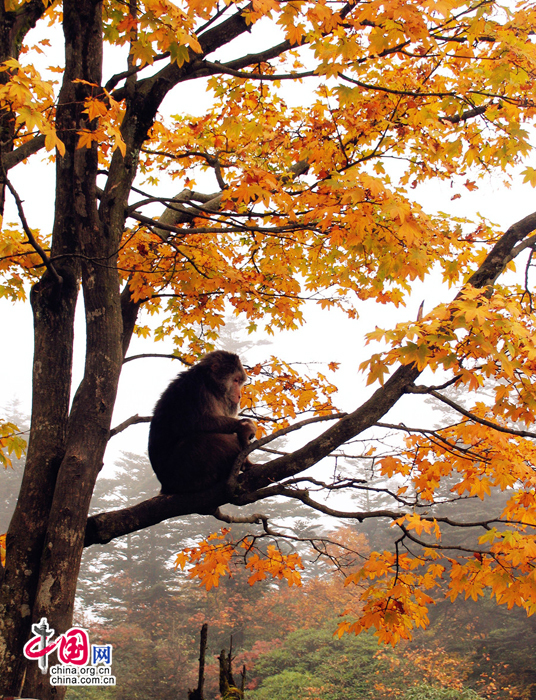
[3,174,62,284]
[341,73,455,98]
[150,190,224,238]
[204,60,316,81]
[510,232,536,260]
[109,414,151,439]
[245,413,347,454]
[442,105,488,123]
[376,422,488,461]
[467,210,536,288]
[398,525,490,554]
[123,353,190,364]
[213,507,268,527]
[428,390,536,439]
[406,376,461,393]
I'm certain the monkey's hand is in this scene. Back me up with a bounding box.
[237,418,257,448]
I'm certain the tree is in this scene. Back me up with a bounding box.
[2,0,536,697]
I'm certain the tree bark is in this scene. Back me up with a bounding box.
[188,623,208,700]
[0,0,108,695]
[218,638,244,700]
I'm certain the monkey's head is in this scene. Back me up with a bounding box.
[200,351,248,416]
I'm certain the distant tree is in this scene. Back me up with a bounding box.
[421,596,536,700]
[76,451,181,617]
[0,403,27,532]
[0,450,24,536]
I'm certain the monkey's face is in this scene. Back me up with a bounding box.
[225,369,247,414]
[203,351,248,416]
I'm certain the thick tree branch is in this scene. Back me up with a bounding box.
[5,0,51,55]
[150,190,223,238]
[213,507,268,527]
[2,134,46,170]
[443,105,488,123]
[467,211,536,288]
[85,212,536,546]
[111,5,261,103]
[85,490,229,546]
[510,232,536,260]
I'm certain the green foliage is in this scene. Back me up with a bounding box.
[249,623,394,700]
[248,669,317,700]
[65,686,115,700]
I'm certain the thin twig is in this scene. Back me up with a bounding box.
[3,174,62,284]
[213,507,268,527]
[429,390,536,439]
[238,412,347,460]
[123,353,190,364]
[109,414,151,439]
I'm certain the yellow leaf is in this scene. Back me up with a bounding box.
[77,129,98,150]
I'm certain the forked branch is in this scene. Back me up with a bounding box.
[85,210,536,547]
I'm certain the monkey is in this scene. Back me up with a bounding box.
[148,351,257,494]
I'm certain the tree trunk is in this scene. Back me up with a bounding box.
[0,0,127,696]
[219,638,245,700]
[188,623,208,700]
[0,0,186,689]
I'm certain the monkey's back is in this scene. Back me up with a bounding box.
[148,365,219,468]
[147,352,247,494]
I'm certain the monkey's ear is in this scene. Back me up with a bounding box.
[208,354,224,374]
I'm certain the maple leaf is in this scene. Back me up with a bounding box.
[0,421,26,469]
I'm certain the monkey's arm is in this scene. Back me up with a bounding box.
[193,415,255,434]
[189,415,256,447]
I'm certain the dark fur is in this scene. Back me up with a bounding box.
[148,351,255,494]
